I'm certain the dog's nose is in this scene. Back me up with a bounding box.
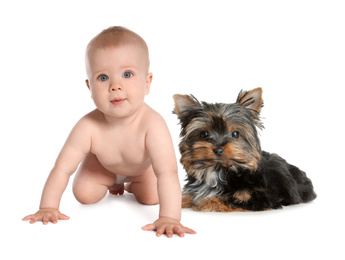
[213,148,224,157]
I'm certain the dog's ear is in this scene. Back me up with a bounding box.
[173,94,200,117]
[236,88,263,115]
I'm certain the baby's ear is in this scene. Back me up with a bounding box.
[236,88,263,115]
[85,79,90,90]
[173,94,200,117]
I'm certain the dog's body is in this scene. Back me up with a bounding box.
[173,88,316,212]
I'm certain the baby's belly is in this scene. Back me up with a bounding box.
[96,154,151,177]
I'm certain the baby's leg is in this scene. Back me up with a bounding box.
[73,153,116,204]
[129,165,159,205]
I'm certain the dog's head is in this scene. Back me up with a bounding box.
[173,88,264,176]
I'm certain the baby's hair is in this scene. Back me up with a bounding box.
[86,26,150,69]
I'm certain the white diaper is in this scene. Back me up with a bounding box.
[115,175,131,184]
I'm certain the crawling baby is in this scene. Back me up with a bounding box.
[23,26,195,238]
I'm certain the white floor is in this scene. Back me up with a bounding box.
[1,1,345,259]
[3,160,344,260]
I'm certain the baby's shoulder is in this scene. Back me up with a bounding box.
[141,104,165,125]
[74,109,102,130]
[141,104,169,135]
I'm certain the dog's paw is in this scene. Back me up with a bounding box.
[182,194,193,208]
[194,197,244,212]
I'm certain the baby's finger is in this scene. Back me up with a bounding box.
[156,226,166,237]
[29,215,41,224]
[42,216,49,225]
[141,223,156,231]
[51,216,58,224]
[181,226,197,234]
[58,213,70,220]
[173,227,184,238]
[22,215,34,221]
[165,227,173,238]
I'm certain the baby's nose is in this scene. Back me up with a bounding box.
[110,83,123,92]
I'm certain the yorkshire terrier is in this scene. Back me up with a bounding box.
[173,88,316,212]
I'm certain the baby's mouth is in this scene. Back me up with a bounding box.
[110,98,126,105]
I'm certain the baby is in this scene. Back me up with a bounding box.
[23,26,196,238]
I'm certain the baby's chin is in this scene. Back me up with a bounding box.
[102,103,146,120]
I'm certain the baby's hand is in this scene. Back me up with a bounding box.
[142,217,196,238]
[22,208,70,225]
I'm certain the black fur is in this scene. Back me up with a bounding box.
[173,88,316,212]
[222,151,316,211]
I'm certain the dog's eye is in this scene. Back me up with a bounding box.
[231,131,240,139]
[200,131,209,139]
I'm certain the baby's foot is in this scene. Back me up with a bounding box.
[125,183,132,193]
[109,183,124,195]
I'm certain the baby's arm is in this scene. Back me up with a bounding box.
[142,113,196,237]
[22,117,92,224]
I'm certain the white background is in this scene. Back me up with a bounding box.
[1,0,344,259]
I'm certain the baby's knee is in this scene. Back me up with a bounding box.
[73,185,106,205]
[136,194,159,205]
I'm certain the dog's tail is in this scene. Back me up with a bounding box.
[289,165,317,203]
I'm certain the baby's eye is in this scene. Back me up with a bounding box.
[98,75,109,82]
[123,72,133,78]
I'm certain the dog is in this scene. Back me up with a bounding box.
[173,88,316,212]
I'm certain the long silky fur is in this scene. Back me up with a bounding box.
[173,88,316,212]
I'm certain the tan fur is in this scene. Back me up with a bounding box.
[233,190,251,203]
[182,194,193,208]
[173,94,197,116]
[193,197,247,212]
[237,88,263,115]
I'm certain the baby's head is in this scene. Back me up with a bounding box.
[85,26,150,75]
[85,26,152,118]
